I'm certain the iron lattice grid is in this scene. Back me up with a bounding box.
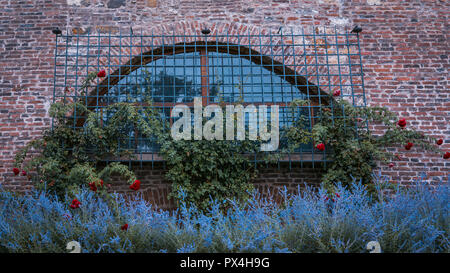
[52,26,366,169]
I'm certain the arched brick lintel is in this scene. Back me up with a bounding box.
[94,41,326,103]
[75,21,345,105]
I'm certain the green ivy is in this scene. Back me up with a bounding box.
[136,103,264,211]
[14,74,138,197]
[14,72,444,208]
[14,73,265,210]
[286,96,441,193]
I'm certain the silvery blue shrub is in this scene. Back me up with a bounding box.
[0,174,448,253]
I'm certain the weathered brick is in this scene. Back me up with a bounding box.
[146,0,158,8]
[0,0,448,207]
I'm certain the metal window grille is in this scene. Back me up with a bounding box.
[52,26,366,169]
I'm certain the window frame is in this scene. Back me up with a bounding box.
[76,45,326,161]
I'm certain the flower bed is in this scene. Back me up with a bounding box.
[0,175,448,253]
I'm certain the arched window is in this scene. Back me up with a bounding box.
[54,29,366,166]
[90,48,315,155]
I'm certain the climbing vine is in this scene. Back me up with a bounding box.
[13,71,447,208]
[286,95,445,193]
[14,72,139,197]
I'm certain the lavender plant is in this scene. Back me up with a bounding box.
[0,174,448,253]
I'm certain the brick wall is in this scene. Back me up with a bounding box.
[110,163,324,210]
[0,1,448,202]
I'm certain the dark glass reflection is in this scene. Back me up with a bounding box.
[98,51,312,153]
[106,52,202,104]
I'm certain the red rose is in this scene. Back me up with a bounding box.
[121,224,128,231]
[70,198,81,209]
[13,168,20,176]
[397,118,407,128]
[333,90,341,97]
[89,179,104,192]
[21,170,27,176]
[316,143,325,151]
[436,139,443,145]
[129,179,141,191]
[405,142,413,150]
[335,193,340,198]
[444,152,450,160]
[324,196,329,202]
[89,182,97,192]
[389,162,395,168]
[97,70,106,78]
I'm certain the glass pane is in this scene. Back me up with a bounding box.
[106,52,202,104]
[99,51,313,154]
[208,52,307,103]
